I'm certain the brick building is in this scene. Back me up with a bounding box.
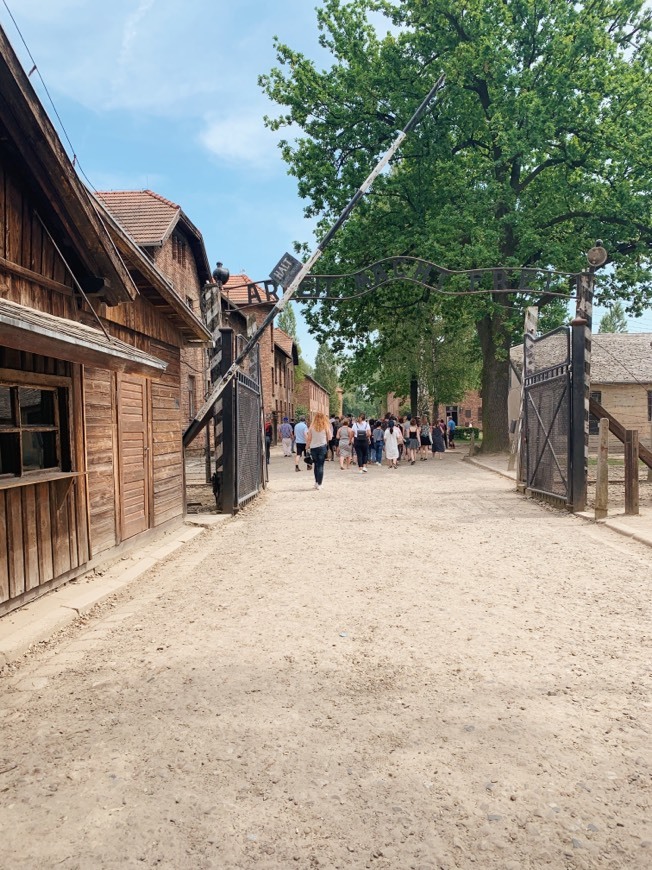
[297,374,330,419]
[386,390,483,427]
[274,328,299,426]
[95,190,212,441]
[221,274,298,441]
[510,333,652,452]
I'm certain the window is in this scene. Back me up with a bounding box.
[0,383,69,477]
[188,376,196,420]
[465,409,472,419]
[271,367,275,397]
[648,390,652,423]
[589,391,602,435]
[186,295,194,310]
[172,234,187,267]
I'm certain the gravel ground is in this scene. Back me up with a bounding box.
[1,449,651,869]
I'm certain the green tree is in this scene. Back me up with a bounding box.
[276,302,298,341]
[261,0,652,450]
[313,342,340,414]
[598,301,629,333]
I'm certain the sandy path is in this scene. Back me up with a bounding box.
[1,450,650,869]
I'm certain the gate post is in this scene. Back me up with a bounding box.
[220,328,236,515]
[595,418,609,520]
[570,271,594,512]
[624,429,639,516]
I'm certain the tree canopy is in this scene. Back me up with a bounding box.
[261,0,652,449]
[313,342,341,414]
[598,300,629,332]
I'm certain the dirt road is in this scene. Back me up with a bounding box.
[1,451,650,869]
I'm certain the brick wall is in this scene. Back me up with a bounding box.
[296,377,329,419]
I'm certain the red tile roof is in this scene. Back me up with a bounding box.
[222,273,277,308]
[95,190,179,246]
[274,327,295,358]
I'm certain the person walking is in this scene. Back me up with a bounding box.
[264,416,272,465]
[383,419,400,469]
[402,415,412,459]
[279,417,293,457]
[419,416,431,460]
[328,415,339,461]
[337,417,354,469]
[447,415,456,449]
[372,420,384,466]
[305,412,331,490]
[352,413,371,473]
[293,415,308,472]
[431,419,445,459]
[406,417,419,465]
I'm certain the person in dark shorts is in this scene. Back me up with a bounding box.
[293,415,308,471]
[328,415,339,461]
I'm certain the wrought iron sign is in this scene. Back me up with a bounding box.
[293,257,582,301]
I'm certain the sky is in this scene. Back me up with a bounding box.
[1,0,651,364]
[0,0,332,362]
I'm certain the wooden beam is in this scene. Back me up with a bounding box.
[589,397,652,470]
[0,255,73,295]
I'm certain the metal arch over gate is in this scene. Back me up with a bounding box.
[523,327,572,504]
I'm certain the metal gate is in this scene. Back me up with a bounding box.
[523,326,572,504]
[234,363,263,508]
[213,331,265,513]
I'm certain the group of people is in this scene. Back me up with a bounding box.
[270,412,457,490]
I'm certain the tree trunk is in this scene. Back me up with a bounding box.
[476,312,511,452]
[410,377,418,417]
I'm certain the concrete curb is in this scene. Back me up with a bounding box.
[0,522,211,668]
[463,455,517,483]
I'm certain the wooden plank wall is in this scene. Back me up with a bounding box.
[0,478,89,607]
[84,367,118,556]
[0,159,75,315]
[150,341,183,526]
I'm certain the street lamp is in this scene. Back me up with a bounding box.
[212,262,230,285]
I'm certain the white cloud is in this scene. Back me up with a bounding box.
[199,110,284,169]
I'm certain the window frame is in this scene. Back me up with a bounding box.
[0,380,70,479]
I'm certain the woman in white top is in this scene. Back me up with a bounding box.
[383,419,402,468]
[352,413,371,473]
[305,412,331,489]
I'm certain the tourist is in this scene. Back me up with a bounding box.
[293,415,308,472]
[439,418,447,447]
[372,420,384,466]
[264,415,273,465]
[447,415,456,449]
[431,420,445,459]
[406,416,419,465]
[352,413,372,473]
[420,416,431,460]
[305,412,331,490]
[383,419,400,469]
[328,415,339,461]
[402,414,412,455]
[279,416,293,456]
[337,417,354,470]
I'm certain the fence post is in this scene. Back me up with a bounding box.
[570,271,593,512]
[220,328,235,515]
[595,418,609,520]
[624,429,639,516]
[509,306,538,474]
